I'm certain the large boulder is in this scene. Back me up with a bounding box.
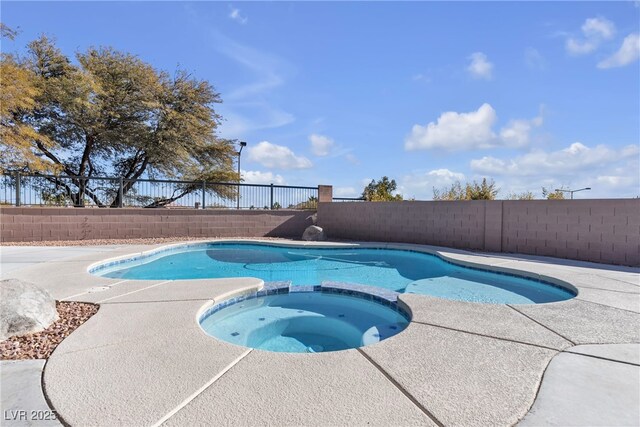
[302,225,326,241]
[0,279,58,340]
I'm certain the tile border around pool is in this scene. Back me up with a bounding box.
[198,281,412,326]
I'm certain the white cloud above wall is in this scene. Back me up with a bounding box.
[309,134,335,156]
[582,17,616,40]
[499,115,543,148]
[246,141,313,169]
[469,142,640,198]
[565,16,616,56]
[399,168,466,199]
[334,187,359,197]
[228,7,248,24]
[598,33,640,68]
[405,103,497,151]
[241,170,285,185]
[471,142,638,176]
[467,52,494,80]
[404,104,543,151]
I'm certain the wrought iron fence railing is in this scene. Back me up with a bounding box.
[1,173,319,210]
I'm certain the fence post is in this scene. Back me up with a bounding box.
[202,181,206,209]
[270,184,274,210]
[15,171,21,207]
[317,185,333,203]
[118,177,124,208]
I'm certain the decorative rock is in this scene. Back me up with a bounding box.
[0,279,59,341]
[302,225,326,241]
[306,213,318,225]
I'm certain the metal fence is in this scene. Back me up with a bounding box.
[1,173,318,210]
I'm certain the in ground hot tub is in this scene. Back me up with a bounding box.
[199,288,410,353]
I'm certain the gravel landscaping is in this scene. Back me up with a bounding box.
[0,302,98,360]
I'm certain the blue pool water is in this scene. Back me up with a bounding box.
[93,243,576,304]
[199,292,409,352]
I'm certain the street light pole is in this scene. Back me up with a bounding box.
[555,187,591,199]
[237,141,247,210]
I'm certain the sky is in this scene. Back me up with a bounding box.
[2,1,639,199]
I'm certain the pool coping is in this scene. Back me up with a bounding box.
[2,239,638,426]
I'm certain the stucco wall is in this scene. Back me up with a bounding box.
[0,207,313,242]
[318,199,640,266]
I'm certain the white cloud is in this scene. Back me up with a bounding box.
[595,175,635,187]
[499,114,543,148]
[467,52,494,80]
[219,107,295,139]
[565,17,616,56]
[334,187,359,197]
[309,134,335,157]
[597,33,640,69]
[405,103,497,151]
[399,169,466,200]
[471,142,638,176]
[229,7,248,24]
[246,141,312,170]
[405,104,545,151]
[582,17,616,40]
[470,143,640,198]
[566,38,598,55]
[241,170,285,185]
[200,28,295,138]
[345,153,360,165]
[524,48,546,70]
[412,73,431,83]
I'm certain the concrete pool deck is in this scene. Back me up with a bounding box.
[1,240,638,426]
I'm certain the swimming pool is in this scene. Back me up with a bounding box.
[91,242,576,304]
[199,289,410,353]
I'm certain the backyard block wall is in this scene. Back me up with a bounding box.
[318,199,640,266]
[0,207,313,242]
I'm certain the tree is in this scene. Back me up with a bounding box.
[432,181,465,200]
[507,191,535,200]
[0,26,57,173]
[433,178,499,200]
[0,34,238,207]
[466,178,499,200]
[288,196,317,210]
[362,176,403,201]
[542,187,566,200]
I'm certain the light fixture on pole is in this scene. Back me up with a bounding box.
[554,187,591,199]
[237,141,247,209]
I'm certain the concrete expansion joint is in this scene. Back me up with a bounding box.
[513,350,554,427]
[47,327,200,358]
[40,359,69,427]
[595,275,640,288]
[95,280,171,303]
[563,349,640,367]
[505,305,577,346]
[152,348,253,427]
[576,286,640,295]
[409,319,564,352]
[573,298,640,315]
[356,348,445,427]
[61,279,130,301]
[101,298,214,305]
